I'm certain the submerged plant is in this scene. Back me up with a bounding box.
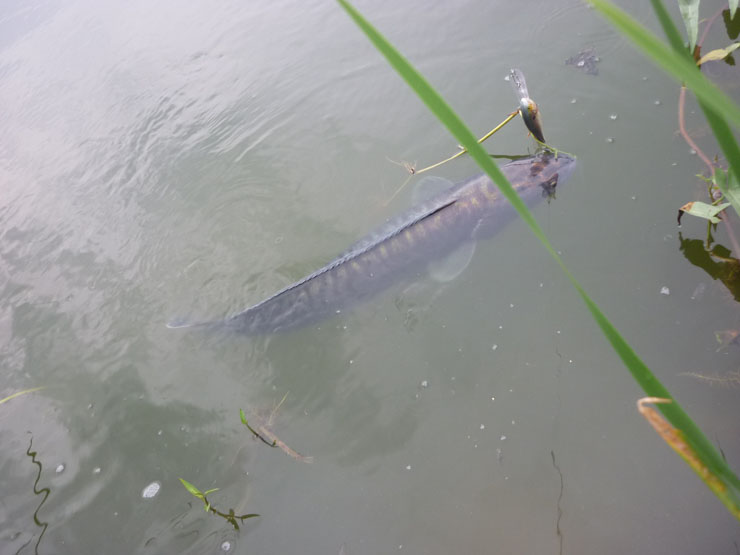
[179,478,259,531]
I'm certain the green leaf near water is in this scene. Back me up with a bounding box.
[336,0,740,522]
[714,167,740,215]
[698,43,740,65]
[732,0,739,18]
[179,478,205,500]
[679,200,731,223]
[678,0,700,51]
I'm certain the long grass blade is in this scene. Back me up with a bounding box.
[336,0,740,517]
[0,387,44,406]
[587,0,740,129]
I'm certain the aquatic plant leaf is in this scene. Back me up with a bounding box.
[179,478,205,500]
[679,201,731,223]
[337,0,740,521]
[698,43,740,65]
[678,0,700,51]
[0,387,44,405]
[587,0,740,129]
[714,167,740,216]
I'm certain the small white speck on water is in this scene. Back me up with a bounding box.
[220,541,232,552]
[500,435,507,441]
[55,464,65,474]
[491,344,498,351]
[142,481,161,499]
[689,149,697,155]
[405,465,411,470]
[660,286,671,296]
[474,443,478,448]
[458,347,463,353]
[93,467,101,475]
[570,98,577,104]
[631,195,637,200]
[498,325,503,330]
[556,330,561,334]
[509,303,514,308]
[606,137,615,144]
[512,420,516,425]
[642,76,649,81]
[420,380,428,388]
[577,60,585,67]
[157,430,162,436]
[609,113,618,120]
[349,359,354,365]
[569,359,573,363]
[450,376,456,382]
[654,99,662,106]
[480,424,485,430]
[335,309,341,314]
[539,282,544,288]
[509,389,513,393]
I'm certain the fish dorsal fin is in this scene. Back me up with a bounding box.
[339,177,459,259]
[428,240,476,282]
[412,176,455,205]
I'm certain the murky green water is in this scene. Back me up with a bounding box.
[2,0,739,553]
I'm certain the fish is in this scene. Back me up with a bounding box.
[169,152,575,334]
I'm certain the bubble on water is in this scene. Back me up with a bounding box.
[221,541,232,552]
[500,435,507,441]
[660,286,670,296]
[157,430,163,436]
[55,463,65,474]
[631,195,637,200]
[577,60,585,67]
[609,113,618,120]
[420,380,429,388]
[570,98,577,104]
[606,137,615,144]
[689,149,697,155]
[491,344,498,351]
[93,467,101,475]
[405,465,411,470]
[509,303,514,308]
[480,424,485,430]
[654,99,662,106]
[142,481,161,499]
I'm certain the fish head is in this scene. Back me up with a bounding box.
[507,152,576,202]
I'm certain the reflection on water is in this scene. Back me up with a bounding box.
[679,233,740,302]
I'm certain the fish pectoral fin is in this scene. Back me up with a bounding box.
[428,240,476,282]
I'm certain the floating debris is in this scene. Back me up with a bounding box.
[660,286,671,296]
[220,541,232,552]
[142,481,161,499]
[55,463,65,474]
[565,48,600,75]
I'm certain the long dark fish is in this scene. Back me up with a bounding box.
[170,153,575,334]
